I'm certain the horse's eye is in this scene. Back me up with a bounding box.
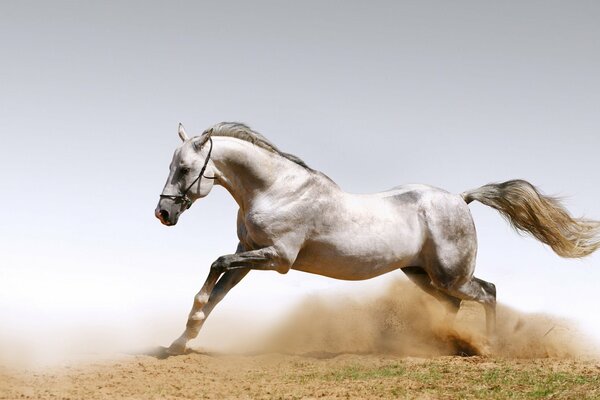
[180,167,190,175]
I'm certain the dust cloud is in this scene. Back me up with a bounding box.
[263,279,599,359]
[1,278,596,369]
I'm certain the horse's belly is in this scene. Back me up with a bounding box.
[292,260,405,280]
[291,234,422,281]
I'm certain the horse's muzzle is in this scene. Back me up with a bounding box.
[155,208,175,226]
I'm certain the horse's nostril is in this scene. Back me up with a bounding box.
[159,209,169,221]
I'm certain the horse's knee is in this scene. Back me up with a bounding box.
[211,256,227,271]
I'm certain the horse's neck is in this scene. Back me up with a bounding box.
[210,137,309,210]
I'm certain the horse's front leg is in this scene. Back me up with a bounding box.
[168,268,249,354]
[168,245,294,355]
[211,246,293,274]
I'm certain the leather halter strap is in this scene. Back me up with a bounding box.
[159,137,216,209]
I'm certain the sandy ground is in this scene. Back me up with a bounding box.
[2,281,599,399]
[1,352,600,399]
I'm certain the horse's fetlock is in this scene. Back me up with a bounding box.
[195,293,209,306]
[185,319,202,334]
[190,311,206,321]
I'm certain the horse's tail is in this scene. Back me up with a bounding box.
[461,179,600,258]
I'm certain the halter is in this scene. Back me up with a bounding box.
[159,137,216,209]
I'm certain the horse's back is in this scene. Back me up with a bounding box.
[382,184,471,217]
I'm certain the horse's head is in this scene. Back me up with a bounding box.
[155,124,216,226]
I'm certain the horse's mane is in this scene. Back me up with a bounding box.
[200,122,313,171]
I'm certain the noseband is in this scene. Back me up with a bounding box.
[159,137,216,209]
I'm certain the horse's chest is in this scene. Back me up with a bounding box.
[239,209,295,248]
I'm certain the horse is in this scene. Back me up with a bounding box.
[155,122,600,355]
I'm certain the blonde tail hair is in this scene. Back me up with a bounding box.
[462,179,600,258]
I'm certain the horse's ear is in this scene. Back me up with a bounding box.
[178,123,189,142]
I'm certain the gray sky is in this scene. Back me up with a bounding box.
[1,1,599,362]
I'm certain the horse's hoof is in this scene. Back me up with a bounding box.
[167,340,187,356]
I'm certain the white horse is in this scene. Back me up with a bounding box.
[156,122,600,355]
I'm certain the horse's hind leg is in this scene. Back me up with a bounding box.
[401,266,462,313]
[431,274,497,335]
[421,197,496,336]
[473,277,497,334]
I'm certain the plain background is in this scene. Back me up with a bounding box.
[1,1,599,363]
